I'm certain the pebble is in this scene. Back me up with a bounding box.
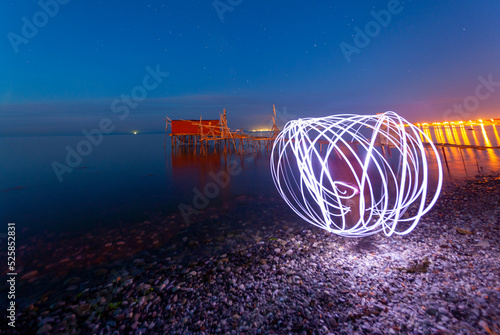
[8,175,500,335]
[475,240,490,247]
[37,324,52,335]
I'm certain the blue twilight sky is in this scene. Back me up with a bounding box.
[1,0,499,136]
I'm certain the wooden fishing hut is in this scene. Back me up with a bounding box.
[169,119,220,147]
[164,106,281,155]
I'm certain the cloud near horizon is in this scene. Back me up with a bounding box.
[1,88,499,137]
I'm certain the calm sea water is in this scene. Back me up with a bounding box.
[1,125,499,238]
[0,134,275,236]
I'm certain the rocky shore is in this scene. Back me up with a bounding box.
[3,175,499,334]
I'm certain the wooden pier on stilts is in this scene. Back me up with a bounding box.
[164,106,281,155]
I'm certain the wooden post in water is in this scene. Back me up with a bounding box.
[163,117,172,148]
[459,148,468,175]
[441,146,450,173]
[474,149,481,173]
[164,122,168,148]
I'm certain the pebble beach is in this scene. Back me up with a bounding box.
[2,174,499,334]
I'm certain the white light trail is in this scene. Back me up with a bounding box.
[270,112,443,237]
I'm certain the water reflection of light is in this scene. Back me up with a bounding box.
[444,125,456,144]
[470,127,480,146]
[433,126,445,143]
[484,149,499,166]
[460,125,471,145]
[451,125,462,145]
[446,147,461,169]
[492,125,500,146]
[419,131,425,143]
[423,127,432,143]
[415,121,500,178]
[480,124,492,147]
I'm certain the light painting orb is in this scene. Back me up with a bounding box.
[270,112,443,237]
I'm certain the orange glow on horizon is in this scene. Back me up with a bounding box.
[417,119,497,129]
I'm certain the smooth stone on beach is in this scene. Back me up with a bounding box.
[10,174,500,334]
[37,324,52,335]
[475,240,490,247]
[455,228,474,235]
[21,270,38,280]
[64,276,81,284]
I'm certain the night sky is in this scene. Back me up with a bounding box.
[1,0,499,136]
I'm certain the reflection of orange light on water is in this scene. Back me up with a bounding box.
[480,124,492,147]
[484,148,499,166]
[451,126,462,145]
[444,126,457,144]
[492,125,500,145]
[460,125,471,145]
[470,127,480,146]
[423,127,432,143]
[433,126,445,143]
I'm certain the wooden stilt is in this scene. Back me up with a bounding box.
[474,149,481,173]
[459,148,468,175]
[441,147,450,173]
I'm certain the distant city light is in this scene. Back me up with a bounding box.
[419,119,497,127]
[250,128,272,132]
[133,131,138,135]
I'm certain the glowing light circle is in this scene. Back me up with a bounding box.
[270,112,443,237]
